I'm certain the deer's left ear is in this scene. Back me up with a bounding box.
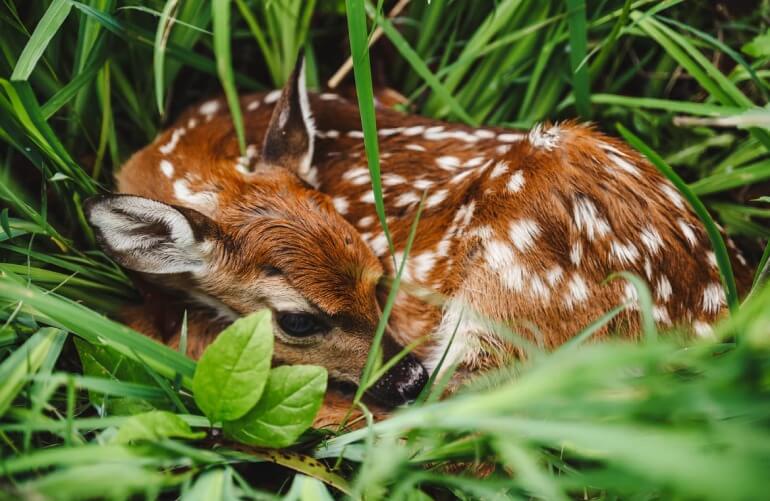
[260,56,316,183]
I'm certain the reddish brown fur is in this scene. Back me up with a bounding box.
[114,88,751,424]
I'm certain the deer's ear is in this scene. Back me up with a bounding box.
[84,195,219,275]
[260,56,316,182]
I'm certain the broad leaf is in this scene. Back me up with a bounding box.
[224,365,327,448]
[192,310,273,423]
[112,410,205,444]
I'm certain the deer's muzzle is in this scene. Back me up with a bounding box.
[366,353,428,407]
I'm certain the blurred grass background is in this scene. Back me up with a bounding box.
[1,0,770,499]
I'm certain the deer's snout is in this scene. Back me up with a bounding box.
[367,353,428,406]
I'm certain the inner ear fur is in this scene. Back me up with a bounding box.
[260,56,316,176]
[84,194,221,275]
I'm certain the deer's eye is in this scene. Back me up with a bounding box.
[277,312,326,337]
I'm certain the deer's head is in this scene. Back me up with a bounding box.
[85,59,427,407]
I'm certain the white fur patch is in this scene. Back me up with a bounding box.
[403,125,426,136]
[199,99,220,115]
[640,226,663,254]
[563,274,589,309]
[498,132,525,143]
[474,129,496,139]
[173,180,218,213]
[509,219,541,252]
[677,219,698,248]
[405,143,426,152]
[247,99,260,111]
[528,123,560,150]
[319,93,340,101]
[160,160,174,178]
[379,127,404,136]
[413,178,434,190]
[573,198,611,240]
[570,242,583,265]
[357,215,375,228]
[264,90,281,103]
[395,191,421,207]
[464,156,487,168]
[360,190,375,204]
[437,156,461,170]
[332,196,349,215]
[382,173,407,186]
[653,305,671,325]
[485,240,526,291]
[693,320,714,338]
[657,275,673,302]
[546,266,563,286]
[660,183,685,210]
[426,189,449,208]
[608,153,641,177]
[701,282,725,314]
[347,130,364,139]
[490,161,508,179]
[507,170,525,192]
[367,233,389,256]
[610,241,640,265]
[159,128,186,155]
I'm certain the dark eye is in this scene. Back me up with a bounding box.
[277,312,326,337]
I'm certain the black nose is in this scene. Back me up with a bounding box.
[366,353,428,407]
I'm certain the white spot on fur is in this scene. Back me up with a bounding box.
[623,281,639,310]
[464,156,486,168]
[644,257,653,279]
[160,160,174,178]
[570,242,583,265]
[678,219,698,247]
[474,129,496,139]
[264,90,281,103]
[187,117,199,129]
[357,215,374,228]
[490,161,508,179]
[640,226,663,254]
[173,180,217,212]
[412,252,437,282]
[485,240,526,291]
[509,219,541,252]
[573,198,611,240]
[404,125,426,136]
[693,320,713,338]
[653,305,671,325]
[528,123,560,150]
[563,274,589,309]
[332,196,349,215]
[660,183,685,210]
[496,144,512,155]
[413,178,434,190]
[546,266,563,286]
[246,99,260,111]
[360,191,376,204]
[610,241,640,265]
[608,153,641,177]
[426,189,449,208]
[437,156,461,170]
[702,283,725,314]
[507,170,525,192]
[657,275,673,302]
[367,233,389,256]
[382,173,407,187]
[319,93,339,101]
[498,132,525,143]
[199,99,220,115]
[406,143,426,152]
[395,191,421,207]
[159,128,186,155]
[451,170,475,184]
[379,127,404,136]
[347,130,364,138]
[344,166,369,181]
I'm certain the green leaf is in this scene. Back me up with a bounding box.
[112,410,205,444]
[741,29,770,58]
[192,310,273,423]
[0,327,67,417]
[74,337,167,413]
[223,365,327,448]
[212,0,246,155]
[11,0,73,81]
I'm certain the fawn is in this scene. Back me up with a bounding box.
[86,60,750,423]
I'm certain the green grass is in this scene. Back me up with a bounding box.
[2,0,770,499]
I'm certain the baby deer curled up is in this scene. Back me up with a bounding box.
[86,60,751,426]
